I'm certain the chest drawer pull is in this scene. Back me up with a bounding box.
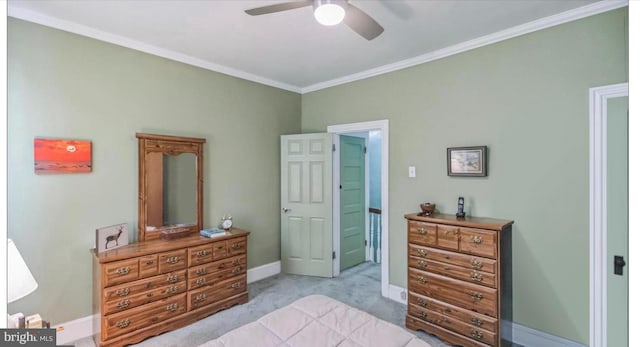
[196,250,209,257]
[196,268,206,275]
[116,319,130,329]
[417,227,427,235]
[416,298,427,307]
[470,329,483,340]
[470,259,483,269]
[232,259,241,265]
[231,243,242,250]
[417,249,427,257]
[117,300,130,309]
[417,260,427,268]
[166,286,178,294]
[116,288,130,297]
[232,267,242,274]
[469,291,484,301]
[145,260,154,265]
[470,272,483,282]
[166,274,178,283]
[470,317,484,327]
[194,293,207,302]
[417,276,426,284]
[231,282,242,289]
[116,267,130,275]
[166,256,179,264]
[196,278,207,286]
[417,311,427,320]
[471,235,483,244]
[166,303,178,312]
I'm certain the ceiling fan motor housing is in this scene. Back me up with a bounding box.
[313,0,348,26]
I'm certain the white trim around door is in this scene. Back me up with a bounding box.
[328,120,390,298]
[589,82,628,347]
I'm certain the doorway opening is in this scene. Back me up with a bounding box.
[328,120,390,299]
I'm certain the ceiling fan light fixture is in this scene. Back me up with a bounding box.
[313,0,347,26]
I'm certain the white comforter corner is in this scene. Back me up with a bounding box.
[200,294,431,347]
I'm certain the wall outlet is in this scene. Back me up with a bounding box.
[408,166,416,178]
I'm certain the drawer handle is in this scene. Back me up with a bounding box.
[167,274,178,283]
[469,291,484,301]
[196,268,207,275]
[470,272,483,282]
[417,227,427,235]
[416,298,427,307]
[470,259,483,270]
[115,319,130,329]
[232,267,242,274]
[231,243,242,250]
[417,249,427,257]
[470,317,484,327]
[443,308,452,313]
[232,259,241,265]
[417,311,427,320]
[116,288,130,297]
[417,276,426,285]
[116,267,130,275]
[196,250,209,257]
[417,260,427,268]
[166,285,178,294]
[145,260,154,266]
[166,303,178,312]
[166,256,180,264]
[470,329,483,340]
[231,282,242,289]
[117,300,130,309]
[471,235,483,244]
[194,293,207,302]
[196,278,207,286]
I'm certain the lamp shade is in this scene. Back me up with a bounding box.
[8,239,38,303]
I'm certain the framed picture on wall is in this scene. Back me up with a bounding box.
[96,223,128,253]
[447,146,487,177]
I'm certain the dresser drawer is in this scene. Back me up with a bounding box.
[409,256,496,288]
[409,269,497,317]
[187,255,246,290]
[139,255,158,278]
[227,237,246,256]
[158,249,187,273]
[102,293,186,340]
[408,293,497,334]
[104,270,187,302]
[408,304,496,346]
[436,225,460,250]
[211,241,228,260]
[409,245,496,274]
[103,259,140,287]
[188,274,246,310]
[459,227,497,259]
[104,281,186,315]
[408,221,437,247]
[188,244,213,267]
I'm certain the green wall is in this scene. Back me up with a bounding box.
[301,8,627,344]
[8,18,301,324]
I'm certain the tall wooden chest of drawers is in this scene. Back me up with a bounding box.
[92,229,249,347]
[404,213,512,347]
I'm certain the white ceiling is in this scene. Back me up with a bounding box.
[8,0,625,93]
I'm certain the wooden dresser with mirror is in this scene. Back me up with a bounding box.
[92,133,249,347]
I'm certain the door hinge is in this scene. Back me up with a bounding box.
[365,240,367,246]
[332,144,336,152]
[364,146,367,154]
[332,251,336,259]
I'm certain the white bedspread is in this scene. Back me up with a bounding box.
[200,294,431,347]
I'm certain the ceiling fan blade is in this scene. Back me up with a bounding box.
[344,4,384,41]
[245,1,313,16]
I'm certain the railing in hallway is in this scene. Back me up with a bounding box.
[368,207,381,263]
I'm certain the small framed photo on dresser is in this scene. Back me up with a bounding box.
[96,223,128,253]
[447,146,487,177]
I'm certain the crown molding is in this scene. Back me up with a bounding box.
[300,0,628,93]
[9,1,627,95]
[7,5,302,94]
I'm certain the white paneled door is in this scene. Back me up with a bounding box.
[280,134,333,277]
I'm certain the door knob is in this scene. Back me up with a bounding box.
[614,255,626,275]
[282,208,291,213]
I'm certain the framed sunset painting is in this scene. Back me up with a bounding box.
[34,138,92,174]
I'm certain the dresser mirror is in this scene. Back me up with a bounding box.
[137,133,205,241]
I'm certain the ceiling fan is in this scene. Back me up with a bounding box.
[244,0,384,41]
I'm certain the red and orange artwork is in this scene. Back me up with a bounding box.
[34,138,92,174]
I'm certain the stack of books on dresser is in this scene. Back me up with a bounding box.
[200,227,227,238]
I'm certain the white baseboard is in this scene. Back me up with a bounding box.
[247,260,281,283]
[387,284,407,305]
[504,320,587,347]
[54,261,282,344]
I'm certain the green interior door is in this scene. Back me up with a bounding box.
[607,96,628,347]
[280,133,333,277]
[340,135,365,271]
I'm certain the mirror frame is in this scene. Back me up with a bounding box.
[136,133,206,241]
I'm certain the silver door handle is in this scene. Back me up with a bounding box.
[282,208,291,213]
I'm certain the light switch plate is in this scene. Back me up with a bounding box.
[409,166,416,178]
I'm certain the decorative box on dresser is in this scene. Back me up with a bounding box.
[92,230,249,347]
[404,213,513,347]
